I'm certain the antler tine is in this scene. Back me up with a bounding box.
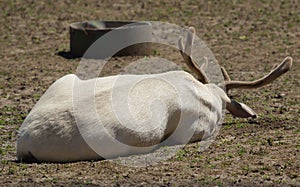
[225,56,293,91]
[272,63,279,70]
[221,66,231,81]
[184,27,195,56]
[178,36,184,53]
[178,27,209,84]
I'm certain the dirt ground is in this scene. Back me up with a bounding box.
[0,0,299,186]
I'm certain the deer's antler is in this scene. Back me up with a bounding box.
[225,57,293,91]
[178,27,209,84]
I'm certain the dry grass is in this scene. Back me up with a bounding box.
[0,0,299,186]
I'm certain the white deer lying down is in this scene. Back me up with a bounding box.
[17,28,293,163]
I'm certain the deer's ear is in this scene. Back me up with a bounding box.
[226,99,257,118]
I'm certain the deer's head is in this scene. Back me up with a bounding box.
[178,27,293,118]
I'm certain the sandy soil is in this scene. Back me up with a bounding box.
[0,0,299,186]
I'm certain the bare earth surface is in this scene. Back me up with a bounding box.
[0,0,299,186]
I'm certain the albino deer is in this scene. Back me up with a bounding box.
[17,28,293,163]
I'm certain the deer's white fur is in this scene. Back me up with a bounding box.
[17,71,230,162]
[16,27,292,163]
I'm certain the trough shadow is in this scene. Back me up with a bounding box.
[56,50,80,59]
